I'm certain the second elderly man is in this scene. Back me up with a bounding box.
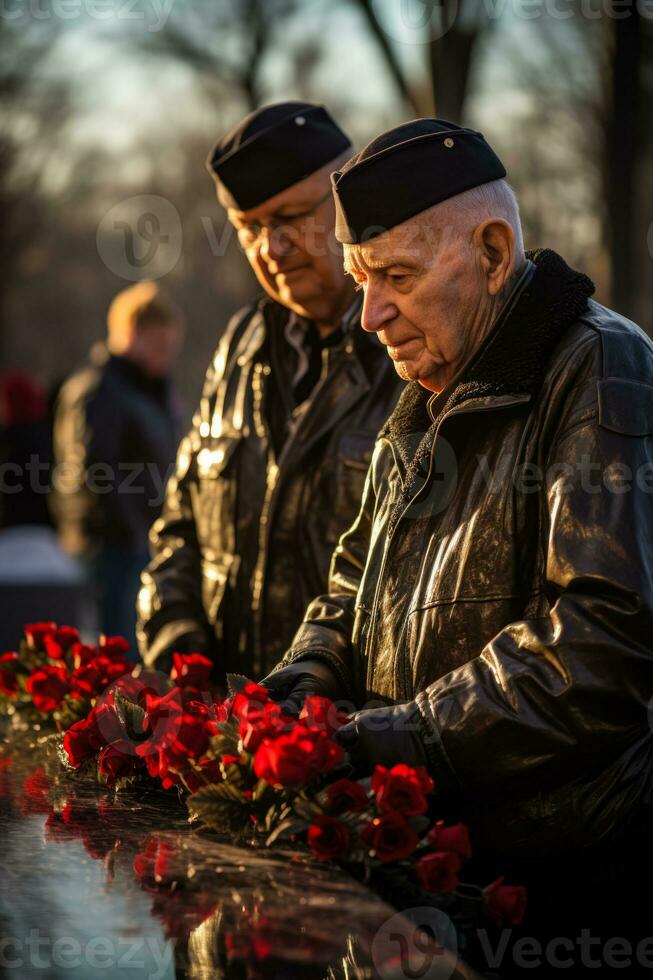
[137,103,402,678]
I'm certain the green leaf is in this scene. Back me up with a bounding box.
[112,689,147,741]
[226,673,255,696]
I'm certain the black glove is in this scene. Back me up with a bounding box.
[334,701,429,777]
[259,659,345,714]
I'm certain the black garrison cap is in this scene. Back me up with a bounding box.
[332,119,507,244]
[207,101,352,212]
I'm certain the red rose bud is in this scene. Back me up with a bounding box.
[44,626,80,660]
[485,877,528,927]
[426,821,472,862]
[361,812,420,863]
[98,635,131,658]
[417,850,462,894]
[325,778,369,815]
[0,652,19,696]
[299,696,348,736]
[307,815,351,861]
[24,622,57,650]
[99,740,135,786]
[371,764,432,816]
[170,653,212,689]
[26,664,71,713]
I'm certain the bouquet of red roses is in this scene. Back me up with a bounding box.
[184,679,526,924]
[0,622,134,729]
[55,663,526,927]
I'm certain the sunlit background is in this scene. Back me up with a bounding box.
[2,0,652,410]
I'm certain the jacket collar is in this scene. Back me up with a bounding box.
[384,249,595,473]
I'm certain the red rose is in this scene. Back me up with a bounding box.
[371,764,433,816]
[426,821,472,862]
[307,815,351,861]
[24,622,57,650]
[170,653,212,689]
[239,701,293,752]
[361,812,420,863]
[485,877,528,927]
[87,703,126,748]
[71,643,98,669]
[98,635,131,658]
[63,717,95,768]
[99,739,135,786]
[299,696,349,736]
[253,726,343,787]
[26,664,70,712]
[417,850,462,894]
[167,711,210,761]
[141,689,184,750]
[231,683,273,721]
[70,661,104,699]
[0,652,19,696]
[325,778,369,815]
[44,626,80,660]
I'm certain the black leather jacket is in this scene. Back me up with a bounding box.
[52,345,181,556]
[278,251,653,863]
[137,296,402,678]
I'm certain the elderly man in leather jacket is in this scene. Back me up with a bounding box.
[263,120,653,954]
[137,103,401,678]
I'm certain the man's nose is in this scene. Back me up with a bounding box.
[361,284,398,333]
[260,225,297,264]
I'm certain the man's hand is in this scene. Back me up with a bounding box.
[334,702,429,776]
[259,659,343,714]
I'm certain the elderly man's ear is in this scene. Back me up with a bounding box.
[474,218,516,296]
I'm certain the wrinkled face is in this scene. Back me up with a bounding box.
[344,211,490,393]
[225,161,353,325]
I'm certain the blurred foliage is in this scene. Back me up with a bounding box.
[1,0,652,417]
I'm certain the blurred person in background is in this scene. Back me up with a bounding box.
[52,281,184,658]
[137,102,403,680]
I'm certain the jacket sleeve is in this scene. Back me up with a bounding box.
[415,387,653,802]
[275,443,383,696]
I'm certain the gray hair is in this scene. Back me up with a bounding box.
[440,179,525,256]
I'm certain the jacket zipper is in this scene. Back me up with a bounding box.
[250,345,334,675]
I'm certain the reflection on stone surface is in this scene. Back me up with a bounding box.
[0,735,478,979]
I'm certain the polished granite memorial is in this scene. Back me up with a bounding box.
[0,728,480,980]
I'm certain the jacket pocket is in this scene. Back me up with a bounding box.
[327,430,376,545]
